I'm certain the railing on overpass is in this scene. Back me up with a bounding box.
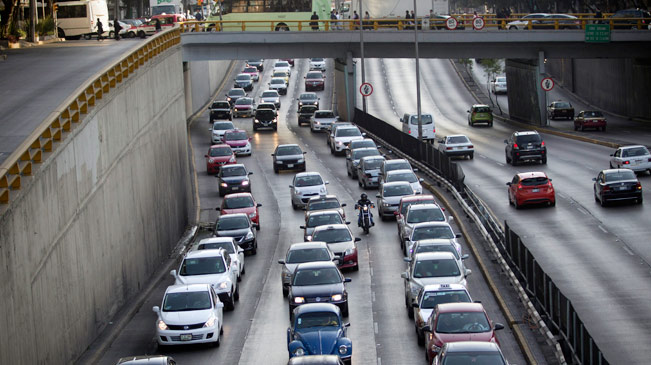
[0,29,181,206]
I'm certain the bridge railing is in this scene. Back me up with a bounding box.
[0,29,181,207]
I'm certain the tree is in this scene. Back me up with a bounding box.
[1,0,20,39]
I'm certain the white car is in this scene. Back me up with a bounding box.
[384,169,424,195]
[506,13,550,30]
[413,284,472,343]
[210,121,235,144]
[152,283,224,346]
[278,241,337,297]
[491,76,507,94]
[268,77,288,95]
[290,172,329,209]
[310,110,339,132]
[400,113,436,141]
[194,237,245,281]
[379,159,413,185]
[399,203,448,248]
[409,239,469,268]
[311,224,361,271]
[609,145,651,174]
[309,57,326,71]
[108,20,131,38]
[273,60,292,74]
[404,222,462,258]
[329,126,365,155]
[438,134,474,159]
[171,249,238,310]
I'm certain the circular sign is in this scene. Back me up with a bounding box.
[445,17,458,30]
[541,77,554,91]
[472,17,485,30]
[360,82,373,97]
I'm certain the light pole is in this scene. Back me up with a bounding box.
[413,0,422,142]
[359,0,367,113]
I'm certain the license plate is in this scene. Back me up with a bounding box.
[615,186,626,191]
[232,187,239,191]
[180,334,192,341]
[632,160,640,165]
[287,164,294,168]
[532,188,540,192]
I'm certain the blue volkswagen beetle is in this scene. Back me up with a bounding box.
[287,303,352,364]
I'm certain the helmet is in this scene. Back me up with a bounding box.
[360,193,368,200]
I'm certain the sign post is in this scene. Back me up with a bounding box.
[541,77,554,125]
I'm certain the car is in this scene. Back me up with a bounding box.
[305,194,347,219]
[279,241,337,297]
[233,97,255,118]
[171,249,238,310]
[152,284,224,347]
[287,354,345,365]
[376,181,414,220]
[195,237,245,281]
[326,122,354,146]
[574,110,607,131]
[214,213,258,254]
[257,102,277,113]
[281,58,295,66]
[259,90,281,108]
[611,8,651,29]
[273,70,291,85]
[210,100,233,121]
[413,284,472,345]
[491,76,507,94]
[273,144,307,173]
[506,13,551,30]
[438,135,474,159]
[432,341,509,365]
[504,130,547,165]
[302,210,347,241]
[305,71,326,91]
[404,222,462,258]
[547,100,574,120]
[298,105,319,126]
[346,147,381,179]
[310,110,339,132]
[311,224,360,271]
[507,171,556,209]
[205,144,236,174]
[216,164,253,196]
[399,203,447,250]
[253,107,278,131]
[330,126,365,155]
[217,192,262,227]
[242,66,260,82]
[384,169,424,194]
[424,302,504,362]
[593,169,643,206]
[357,155,386,189]
[225,88,247,106]
[269,77,288,95]
[210,120,236,144]
[400,112,436,141]
[467,104,493,126]
[609,145,651,173]
[273,60,292,74]
[135,14,184,38]
[288,261,351,317]
[116,355,176,365]
[107,20,131,38]
[246,59,264,71]
[287,304,352,364]
[395,195,438,238]
[347,138,376,151]
[402,252,472,320]
[297,92,320,111]
[379,159,413,184]
[429,14,465,30]
[222,129,252,156]
[543,13,580,29]
[309,58,327,71]
[290,172,329,209]
[409,239,469,271]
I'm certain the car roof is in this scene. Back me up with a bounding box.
[289,241,329,250]
[422,283,469,292]
[184,248,227,259]
[472,104,490,108]
[315,109,334,113]
[514,130,539,136]
[165,283,211,294]
[401,195,435,203]
[444,341,501,352]
[295,303,340,315]
[277,143,301,148]
[295,171,323,178]
[446,134,469,139]
[384,159,409,165]
[236,73,251,77]
[603,168,638,175]
[412,221,452,228]
[296,261,338,270]
[300,92,318,97]
[386,169,415,175]
[352,147,378,153]
[415,238,456,247]
[437,302,485,313]
[361,155,385,162]
[407,203,442,212]
[198,237,235,245]
[516,171,548,179]
[413,251,456,261]
[308,194,339,202]
[619,145,647,150]
[228,87,245,93]
[224,129,247,134]
[209,144,232,149]
[382,181,412,188]
[218,212,249,219]
[312,224,350,232]
[307,209,342,217]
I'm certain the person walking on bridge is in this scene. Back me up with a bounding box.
[114,19,122,40]
[310,11,319,31]
[96,18,103,41]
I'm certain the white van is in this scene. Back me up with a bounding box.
[56,0,109,39]
[401,113,436,141]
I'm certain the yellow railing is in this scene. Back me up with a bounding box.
[0,29,181,206]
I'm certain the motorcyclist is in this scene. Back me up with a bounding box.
[355,193,374,227]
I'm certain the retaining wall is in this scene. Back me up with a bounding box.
[505,59,543,125]
[189,60,234,115]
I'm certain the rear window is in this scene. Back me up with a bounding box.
[261,91,278,98]
[554,102,571,108]
[362,158,383,170]
[228,89,245,96]
[300,93,318,100]
[521,177,548,186]
[515,134,542,144]
[213,121,234,130]
[622,147,649,157]
[308,199,340,211]
[276,145,303,156]
[605,170,637,182]
[235,98,252,106]
[447,136,470,144]
[221,166,247,177]
[336,128,362,137]
[236,74,251,81]
[270,79,285,85]
[211,102,230,109]
[306,72,323,79]
[209,146,232,157]
[474,107,491,113]
[409,115,433,125]
[384,184,413,197]
[225,131,247,141]
[352,149,380,160]
[315,111,335,118]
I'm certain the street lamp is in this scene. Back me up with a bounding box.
[359,0,367,113]
[413,0,422,142]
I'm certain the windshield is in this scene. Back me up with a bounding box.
[198,241,235,254]
[225,132,247,141]
[352,149,380,160]
[308,200,340,211]
[292,267,341,286]
[180,256,226,276]
[413,259,460,278]
[228,89,245,97]
[621,147,649,158]
[296,312,340,329]
[400,200,435,215]
[383,184,413,197]
[220,166,247,177]
[300,93,318,100]
[276,146,303,156]
[244,67,257,73]
[273,72,287,78]
[337,128,362,137]
[447,136,470,144]
[307,213,343,227]
[435,312,491,333]
[496,77,506,83]
[386,161,411,172]
[261,91,278,98]
[236,75,250,81]
[311,58,324,62]
[306,72,323,79]
[351,140,375,149]
[211,102,230,109]
[217,216,249,230]
[363,159,383,170]
[235,98,252,106]
[295,175,324,187]
[213,122,234,131]
[315,111,335,118]
[387,172,418,183]
[247,59,262,64]
[209,147,232,157]
[410,115,433,125]
[421,290,471,309]
[287,248,332,264]
[256,110,276,119]
[407,208,445,223]
[274,62,290,68]
[223,196,254,209]
[313,228,352,243]
[521,177,548,186]
[415,244,459,259]
[583,111,603,117]
[412,225,455,241]
[270,79,285,85]
[163,291,212,312]
[515,134,541,144]
[605,170,637,182]
[554,102,571,108]
[474,106,491,113]
[442,353,506,365]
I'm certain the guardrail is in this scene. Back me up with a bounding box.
[0,29,181,206]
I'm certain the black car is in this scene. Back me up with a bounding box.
[216,164,253,196]
[593,169,643,206]
[504,130,547,165]
[611,8,651,29]
[214,213,258,254]
[234,74,254,92]
[297,92,320,111]
[210,100,232,122]
[547,100,574,120]
[272,144,307,173]
[226,88,247,107]
[253,108,278,131]
[298,105,318,126]
[247,59,264,71]
[288,261,351,317]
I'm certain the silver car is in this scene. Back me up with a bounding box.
[357,155,386,189]
[311,224,361,271]
[310,110,339,132]
[409,239,469,268]
[376,181,414,220]
[259,90,281,108]
[290,172,329,209]
[278,241,336,297]
[384,169,424,195]
[413,284,472,344]
[304,194,347,220]
[348,138,377,151]
[379,159,413,185]
[405,222,462,258]
[399,203,448,249]
[438,134,474,160]
[301,209,347,241]
[346,147,381,179]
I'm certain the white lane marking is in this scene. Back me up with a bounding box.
[623,246,635,256]
[577,207,589,215]
[378,358,381,365]
[370,267,373,276]
[372,291,376,302]
[496,162,504,167]
[598,225,607,233]
[374,322,379,334]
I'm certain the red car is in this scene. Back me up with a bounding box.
[304,71,325,91]
[574,110,607,131]
[205,144,236,174]
[222,129,252,156]
[218,192,261,228]
[281,58,294,66]
[507,171,555,209]
[424,302,504,363]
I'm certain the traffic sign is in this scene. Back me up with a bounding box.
[445,17,458,30]
[585,24,610,43]
[472,17,485,30]
[541,77,554,91]
[360,82,373,97]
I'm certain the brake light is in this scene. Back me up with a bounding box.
[468,145,473,149]
[446,147,453,150]
[602,185,610,192]
[541,141,545,147]
[513,143,519,149]
[517,183,523,190]
[636,183,642,190]
[623,160,630,165]
[433,128,436,133]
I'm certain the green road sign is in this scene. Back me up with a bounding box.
[585,24,611,43]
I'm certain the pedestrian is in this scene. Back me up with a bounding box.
[310,11,319,31]
[594,7,603,24]
[330,10,337,30]
[96,18,103,41]
[404,10,411,29]
[353,10,360,30]
[336,11,342,30]
[363,11,370,30]
[114,18,122,40]
[155,18,162,32]
[411,10,416,29]
[195,10,203,21]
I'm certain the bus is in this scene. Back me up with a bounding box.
[55,0,109,39]
[206,0,331,31]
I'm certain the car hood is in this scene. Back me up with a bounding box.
[276,154,304,161]
[326,240,354,253]
[217,228,251,237]
[295,328,342,355]
[208,156,232,163]
[234,105,252,109]
[175,272,230,286]
[382,195,405,204]
[160,309,212,325]
[221,176,247,183]
[225,140,249,147]
[295,185,326,195]
[222,207,255,215]
[291,283,343,298]
[335,136,364,144]
[436,331,494,343]
[417,308,434,323]
[314,118,338,124]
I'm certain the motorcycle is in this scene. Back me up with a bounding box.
[355,203,374,234]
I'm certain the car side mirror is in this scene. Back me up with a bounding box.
[248,171,253,175]
[344,322,351,328]
[170,269,177,278]
[462,254,469,260]
[503,139,508,144]
[354,237,361,242]
[215,302,224,309]
[411,302,418,308]
[238,248,244,253]
[204,154,208,157]
[376,194,381,198]
[252,223,259,229]
[465,269,472,277]
[362,133,366,136]
[413,168,419,172]
[271,153,275,156]
[401,271,409,279]
[403,257,412,262]
[257,203,262,207]
[506,182,511,186]
[345,221,351,225]
[494,323,505,330]
[300,225,306,229]
[592,177,597,181]
[303,151,307,154]
[289,185,294,188]
[422,325,431,332]
[152,306,160,313]
[466,110,470,113]
[333,258,340,265]
[346,157,351,160]
[215,207,221,211]
[341,203,347,207]
[325,181,329,185]
[278,260,285,264]
[344,278,352,283]
[419,178,424,183]
[455,233,462,238]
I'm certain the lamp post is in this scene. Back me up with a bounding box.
[413,0,422,142]
[359,0,367,113]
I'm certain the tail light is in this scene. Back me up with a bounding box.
[408,130,411,134]
[517,183,523,190]
[602,185,610,192]
[513,143,519,149]
[623,160,630,165]
[468,145,474,149]
[541,141,546,147]
[446,147,453,150]
[636,182,642,190]
[433,128,436,133]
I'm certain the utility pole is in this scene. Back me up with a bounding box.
[29,0,37,42]
[359,0,367,113]
[414,0,422,142]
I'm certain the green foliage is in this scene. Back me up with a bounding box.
[36,16,55,36]
[458,58,473,70]
[477,59,502,78]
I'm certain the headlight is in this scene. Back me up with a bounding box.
[297,158,304,163]
[245,231,254,239]
[248,212,256,218]
[294,190,302,196]
[410,282,422,296]
[209,158,215,163]
[241,180,249,186]
[294,347,305,356]
[319,187,326,194]
[228,156,236,163]
[293,297,305,304]
[383,202,391,207]
[337,141,343,145]
[220,183,228,188]
[218,281,229,290]
[306,236,313,241]
[204,315,217,328]
[344,247,355,256]
[331,294,343,301]
[299,102,304,106]
[339,345,348,355]
[157,319,168,331]
[276,161,283,164]
[282,271,292,280]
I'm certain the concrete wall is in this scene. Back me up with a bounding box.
[189,60,234,115]
[505,59,543,125]
[0,46,191,364]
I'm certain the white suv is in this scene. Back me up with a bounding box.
[194,237,245,282]
[309,57,326,71]
[330,126,365,155]
[290,172,329,209]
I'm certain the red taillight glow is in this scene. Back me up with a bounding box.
[636,183,642,190]
[603,185,610,192]
[468,145,474,149]
[513,143,519,149]
[517,184,523,190]
[623,160,630,165]
[446,147,453,150]
[541,141,545,147]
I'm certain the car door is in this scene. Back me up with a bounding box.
[401,113,410,134]
[509,175,519,201]
[224,254,237,291]
[611,148,622,167]
[594,171,604,198]
[210,287,224,326]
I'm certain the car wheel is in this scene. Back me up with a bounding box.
[251,241,257,255]
[225,297,235,311]
[407,304,414,319]
[508,192,513,205]
[489,122,493,127]
[550,200,556,207]
[417,329,425,346]
[341,303,349,317]
[255,222,260,231]
[241,265,246,275]
[638,195,643,204]
[234,286,240,301]
[469,153,474,159]
[609,162,614,168]
[274,166,279,173]
[253,126,258,131]
[292,201,298,210]
[514,197,520,209]
[282,286,288,297]
[505,153,511,164]
[574,125,579,131]
[108,31,114,38]
[347,168,351,177]
[541,157,547,164]
[600,194,607,207]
